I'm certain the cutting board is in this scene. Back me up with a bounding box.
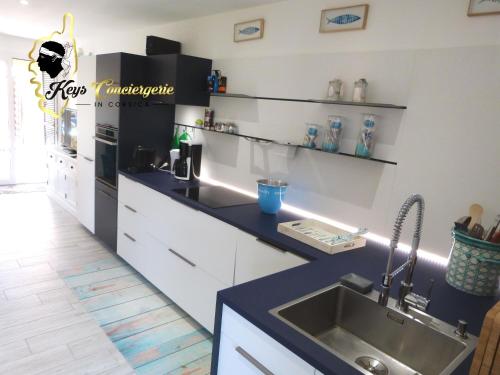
[470,301,500,375]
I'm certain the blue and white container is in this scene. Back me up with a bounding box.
[323,116,343,153]
[446,230,500,296]
[257,179,288,215]
[355,114,376,158]
[302,123,320,149]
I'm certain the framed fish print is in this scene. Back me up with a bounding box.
[319,4,369,33]
[234,19,264,42]
[468,0,500,16]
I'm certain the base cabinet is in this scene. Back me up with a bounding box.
[218,305,316,375]
[117,174,309,334]
[47,150,77,215]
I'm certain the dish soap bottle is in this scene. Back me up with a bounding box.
[355,114,376,158]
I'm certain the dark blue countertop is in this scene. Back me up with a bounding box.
[120,171,498,375]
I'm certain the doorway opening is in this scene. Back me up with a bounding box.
[0,58,47,192]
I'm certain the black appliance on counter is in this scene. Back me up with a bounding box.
[174,141,202,181]
[128,146,156,173]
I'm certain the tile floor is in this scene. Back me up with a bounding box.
[0,192,212,374]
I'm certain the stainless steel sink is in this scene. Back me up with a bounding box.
[270,284,477,375]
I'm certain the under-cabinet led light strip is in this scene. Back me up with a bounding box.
[199,175,449,267]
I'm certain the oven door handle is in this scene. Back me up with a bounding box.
[94,136,117,146]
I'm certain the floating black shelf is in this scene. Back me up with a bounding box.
[210,92,407,110]
[175,123,398,166]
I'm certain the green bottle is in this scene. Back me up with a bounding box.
[171,127,180,149]
[179,128,191,142]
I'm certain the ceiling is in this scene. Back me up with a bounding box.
[0,0,282,39]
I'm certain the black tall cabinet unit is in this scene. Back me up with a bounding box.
[94,51,212,251]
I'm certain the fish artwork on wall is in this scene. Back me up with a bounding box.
[327,14,361,25]
[234,19,264,42]
[468,0,500,15]
[320,4,369,33]
[239,26,260,35]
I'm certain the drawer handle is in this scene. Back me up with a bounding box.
[168,248,196,267]
[123,233,136,242]
[235,346,274,375]
[124,204,137,213]
[256,238,287,254]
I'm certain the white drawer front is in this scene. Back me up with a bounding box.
[119,174,237,286]
[144,234,229,333]
[117,202,149,245]
[117,229,146,275]
[118,174,161,217]
[219,334,271,375]
[220,305,315,375]
[235,231,308,285]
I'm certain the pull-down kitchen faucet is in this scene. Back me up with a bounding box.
[378,194,433,312]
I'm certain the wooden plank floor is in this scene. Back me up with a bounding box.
[0,192,212,374]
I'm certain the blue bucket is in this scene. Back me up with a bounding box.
[257,179,288,214]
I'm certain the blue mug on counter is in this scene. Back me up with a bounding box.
[257,179,288,214]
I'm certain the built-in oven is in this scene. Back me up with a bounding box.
[95,124,118,190]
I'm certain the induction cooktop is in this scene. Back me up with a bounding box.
[173,186,256,209]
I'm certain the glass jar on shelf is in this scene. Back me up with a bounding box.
[322,116,343,153]
[352,78,368,103]
[355,114,376,158]
[327,79,344,101]
[303,123,321,149]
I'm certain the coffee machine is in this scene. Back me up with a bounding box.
[174,141,202,181]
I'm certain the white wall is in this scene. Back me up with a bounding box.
[80,0,500,258]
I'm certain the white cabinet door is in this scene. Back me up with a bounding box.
[77,55,96,159]
[143,233,229,333]
[76,154,94,233]
[235,231,308,285]
[55,168,66,199]
[218,305,315,375]
[47,152,57,192]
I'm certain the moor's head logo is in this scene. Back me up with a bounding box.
[37,41,67,78]
[28,13,78,119]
